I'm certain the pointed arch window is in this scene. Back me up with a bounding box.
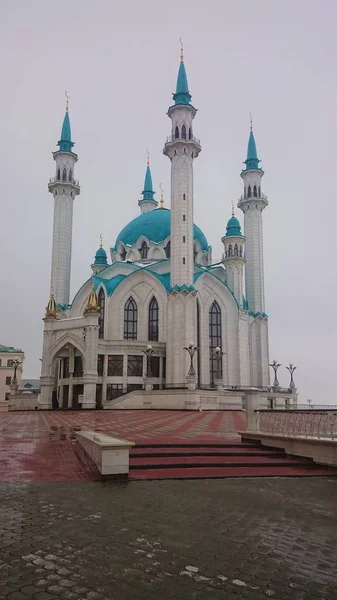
[181,124,187,139]
[247,185,251,198]
[57,168,61,180]
[234,244,238,256]
[120,247,126,261]
[188,127,192,140]
[228,244,233,257]
[124,297,137,340]
[98,288,105,339]
[209,301,222,386]
[174,126,179,139]
[253,185,257,197]
[62,168,67,181]
[165,241,171,258]
[140,241,149,259]
[148,297,159,341]
[258,186,261,197]
[68,169,72,182]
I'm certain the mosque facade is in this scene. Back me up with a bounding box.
[40,48,272,410]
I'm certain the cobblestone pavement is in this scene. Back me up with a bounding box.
[0,411,245,481]
[0,478,337,599]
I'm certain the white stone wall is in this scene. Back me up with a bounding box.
[166,292,197,385]
[49,152,79,306]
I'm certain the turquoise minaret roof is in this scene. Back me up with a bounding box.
[172,43,192,106]
[94,245,108,266]
[57,109,74,153]
[141,163,155,201]
[244,120,260,170]
[225,206,242,237]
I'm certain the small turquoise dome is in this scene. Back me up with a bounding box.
[225,216,242,237]
[94,246,108,265]
[114,207,209,251]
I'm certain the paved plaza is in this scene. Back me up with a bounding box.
[0,411,245,482]
[0,478,337,600]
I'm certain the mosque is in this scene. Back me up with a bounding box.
[39,46,274,410]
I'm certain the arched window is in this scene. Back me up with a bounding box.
[120,247,126,261]
[124,297,137,340]
[62,168,67,182]
[253,185,257,197]
[234,244,238,256]
[148,297,159,341]
[228,244,233,257]
[181,124,187,139]
[183,257,185,264]
[165,241,171,258]
[183,193,186,200]
[57,168,61,180]
[239,246,243,257]
[183,236,186,243]
[189,127,192,140]
[209,301,222,386]
[98,288,105,340]
[258,186,261,197]
[194,246,198,263]
[175,126,179,139]
[183,214,186,221]
[68,169,72,182]
[140,241,149,259]
[247,186,251,198]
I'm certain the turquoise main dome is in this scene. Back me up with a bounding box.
[114,207,209,251]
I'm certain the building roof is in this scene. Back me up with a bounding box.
[140,165,156,203]
[244,131,260,171]
[94,246,108,265]
[58,111,74,152]
[0,344,23,354]
[21,379,40,390]
[173,61,192,106]
[114,207,209,251]
[225,216,242,237]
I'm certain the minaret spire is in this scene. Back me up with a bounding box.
[238,119,269,387]
[48,97,80,306]
[138,151,157,213]
[163,45,200,386]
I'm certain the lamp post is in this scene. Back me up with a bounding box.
[184,341,198,377]
[212,346,225,390]
[10,357,22,396]
[286,363,297,392]
[143,344,155,378]
[269,360,281,389]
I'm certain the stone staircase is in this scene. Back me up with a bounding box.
[128,441,337,480]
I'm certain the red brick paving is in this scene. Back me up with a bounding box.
[0,410,245,482]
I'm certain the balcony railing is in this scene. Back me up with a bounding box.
[49,177,80,186]
[165,135,201,145]
[256,408,337,439]
[239,192,268,201]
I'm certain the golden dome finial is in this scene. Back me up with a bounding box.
[179,37,184,63]
[249,111,253,133]
[146,148,150,167]
[65,91,70,113]
[45,290,57,318]
[232,201,235,217]
[85,282,99,313]
[159,183,164,208]
[100,233,103,248]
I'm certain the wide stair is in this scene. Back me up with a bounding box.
[128,442,336,480]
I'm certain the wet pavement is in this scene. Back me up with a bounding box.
[0,411,245,481]
[0,477,337,599]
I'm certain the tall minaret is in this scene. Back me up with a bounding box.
[238,117,269,386]
[163,41,201,287]
[138,152,157,214]
[163,43,200,386]
[222,205,246,306]
[48,94,80,306]
[238,117,268,314]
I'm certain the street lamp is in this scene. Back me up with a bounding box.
[143,344,155,378]
[184,341,198,377]
[11,357,22,385]
[212,346,225,380]
[269,360,281,388]
[286,363,297,391]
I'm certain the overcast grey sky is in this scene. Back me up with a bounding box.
[1,0,336,404]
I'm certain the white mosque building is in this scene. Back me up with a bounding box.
[40,47,275,410]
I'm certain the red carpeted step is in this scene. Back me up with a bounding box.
[129,464,337,480]
[130,447,281,457]
[129,455,308,467]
